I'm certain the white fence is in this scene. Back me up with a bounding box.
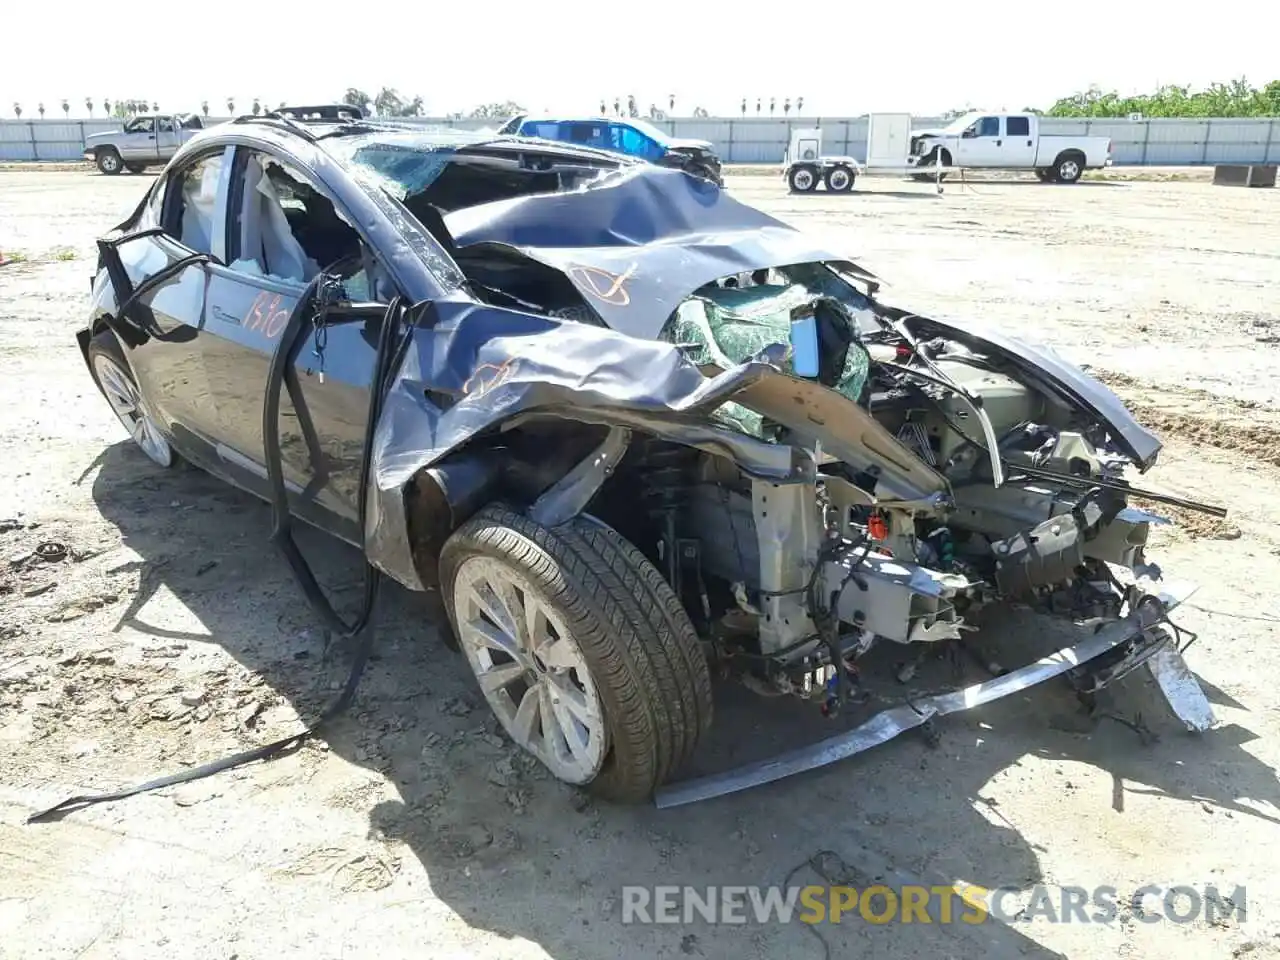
[2,115,1278,166]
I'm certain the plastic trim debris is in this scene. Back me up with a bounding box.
[654,578,1199,808]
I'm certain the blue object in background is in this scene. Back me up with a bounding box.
[790,310,821,378]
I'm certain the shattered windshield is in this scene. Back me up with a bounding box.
[329,131,617,209]
[328,131,490,200]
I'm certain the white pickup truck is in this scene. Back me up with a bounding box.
[83,113,207,175]
[907,112,1112,183]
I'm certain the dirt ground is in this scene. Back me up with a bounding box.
[2,168,1279,960]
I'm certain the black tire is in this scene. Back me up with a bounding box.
[95,148,123,175]
[86,328,178,469]
[788,163,819,193]
[125,162,147,174]
[439,505,713,803]
[687,162,723,187]
[1054,153,1084,184]
[825,164,855,193]
[912,149,950,182]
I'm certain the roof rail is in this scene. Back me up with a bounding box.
[269,104,365,121]
[229,113,319,142]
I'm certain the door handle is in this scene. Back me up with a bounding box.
[995,139,1002,146]
[1027,139,1033,146]
[147,135,155,140]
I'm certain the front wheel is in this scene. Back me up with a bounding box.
[440,505,713,803]
[95,148,123,175]
[825,164,855,192]
[912,149,950,182]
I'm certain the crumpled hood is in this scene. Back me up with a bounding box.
[443,165,877,340]
[665,137,716,152]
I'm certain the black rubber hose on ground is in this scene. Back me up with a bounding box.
[28,279,408,823]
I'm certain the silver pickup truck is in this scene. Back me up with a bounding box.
[83,113,207,175]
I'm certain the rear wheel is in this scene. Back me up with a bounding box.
[86,329,174,468]
[825,164,855,192]
[788,163,819,193]
[95,148,123,176]
[1054,154,1084,183]
[440,505,713,802]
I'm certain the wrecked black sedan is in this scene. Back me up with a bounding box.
[78,109,1222,807]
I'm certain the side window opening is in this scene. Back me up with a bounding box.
[977,116,1000,137]
[157,117,176,133]
[1006,116,1030,137]
[125,117,156,135]
[230,151,392,300]
[167,151,225,255]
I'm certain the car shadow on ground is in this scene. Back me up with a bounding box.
[85,439,1279,959]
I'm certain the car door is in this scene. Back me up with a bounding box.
[117,117,155,160]
[1002,116,1036,166]
[155,116,181,160]
[107,146,230,467]
[956,115,1003,167]
[199,145,388,541]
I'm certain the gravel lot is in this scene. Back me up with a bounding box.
[2,168,1279,960]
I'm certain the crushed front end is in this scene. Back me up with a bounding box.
[623,262,1224,804]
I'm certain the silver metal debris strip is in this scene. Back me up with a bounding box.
[655,579,1204,808]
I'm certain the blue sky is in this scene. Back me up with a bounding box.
[5,1,1274,117]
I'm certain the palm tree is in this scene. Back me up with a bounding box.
[783,98,791,116]
[201,100,209,117]
[252,97,261,116]
[668,93,675,113]
[796,96,804,115]
[226,97,235,115]
[61,99,70,118]
[85,97,94,117]
[769,97,776,115]
[151,101,159,113]
[103,99,110,116]
[13,103,21,119]
[755,98,761,115]
[37,102,45,118]
[740,98,747,116]
[600,100,607,114]
[613,97,620,115]
[627,94,637,117]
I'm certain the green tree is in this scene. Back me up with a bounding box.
[342,88,373,113]
[1048,78,1280,117]
[469,101,525,119]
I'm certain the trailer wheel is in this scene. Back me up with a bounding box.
[788,164,819,193]
[825,164,854,192]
